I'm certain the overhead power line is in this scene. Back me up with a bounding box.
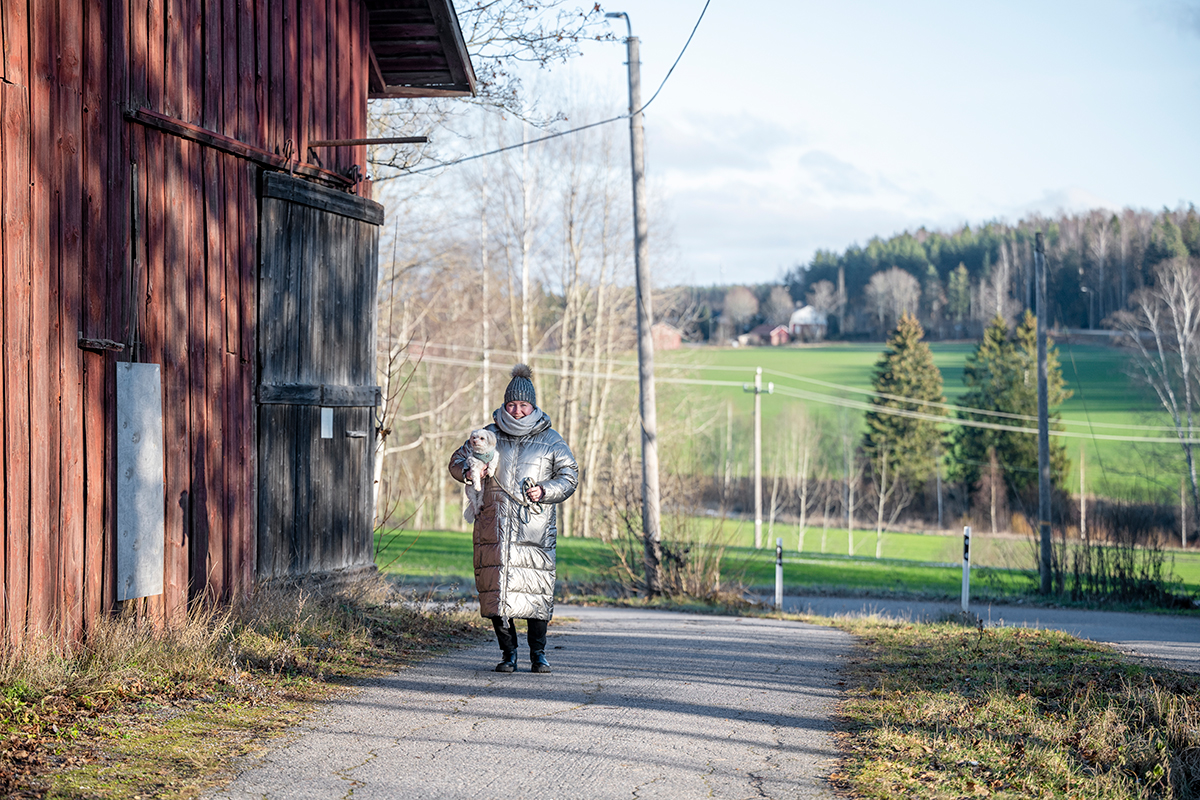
[401,351,1200,444]
[397,1,713,177]
[393,339,1186,435]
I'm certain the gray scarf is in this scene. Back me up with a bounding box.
[494,406,545,437]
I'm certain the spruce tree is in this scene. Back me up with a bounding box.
[947,264,971,322]
[950,311,1072,495]
[862,312,946,487]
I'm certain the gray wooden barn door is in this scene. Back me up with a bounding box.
[256,172,383,580]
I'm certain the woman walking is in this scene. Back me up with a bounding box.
[448,364,578,673]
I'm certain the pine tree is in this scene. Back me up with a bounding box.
[947,263,971,322]
[950,311,1072,496]
[862,312,946,487]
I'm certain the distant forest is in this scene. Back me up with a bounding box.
[668,205,1200,341]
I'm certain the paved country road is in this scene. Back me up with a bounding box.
[775,594,1200,673]
[209,607,851,800]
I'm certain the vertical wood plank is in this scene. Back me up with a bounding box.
[349,0,363,191]
[297,0,311,160]
[1,0,28,86]
[130,0,149,108]
[254,0,267,151]
[187,146,209,598]
[81,0,110,631]
[148,0,164,115]
[2,81,32,645]
[221,165,244,597]
[236,0,254,144]
[25,0,55,638]
[283,0,297,156]
[44,0,63,642]
[267,1,282,155]
[324,0,336,167]
[158,0,189,622]
[336,0,350,176]
[104,0,131,617]
[294,406,312,574]
[195,143,223,600]
[236,0,257,590]
[311,0,327,153]
[221,0,236,137]
[58,0,87,642]
[161,142,189,622]
[255,196,279,578]
[221,0,244,596]
[0,78,8,639]
[240,162,257,594]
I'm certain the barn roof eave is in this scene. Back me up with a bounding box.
[366,0,478,99]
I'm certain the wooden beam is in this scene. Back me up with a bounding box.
[368,46,386,94]
[262,171,383,225]
[309,136,427,146]
[425,0,475,94]
[368,85,471,99]
[126,108,352,186]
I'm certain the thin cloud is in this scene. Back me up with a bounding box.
[798,151,875,196]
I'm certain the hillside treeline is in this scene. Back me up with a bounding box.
[670,206,1200,341]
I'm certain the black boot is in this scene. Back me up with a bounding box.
[495,650,518,673]
[530,650,552,674]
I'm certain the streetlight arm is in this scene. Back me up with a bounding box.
[605,10,632,40]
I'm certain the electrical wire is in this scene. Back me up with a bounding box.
[394,338,1187,434]
[402,350,1200,444]
[397,1,713,177]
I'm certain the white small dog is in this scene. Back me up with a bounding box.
[462,428,499,523]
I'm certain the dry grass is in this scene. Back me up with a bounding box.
[833,617,1200,799]
[0,576,489,798]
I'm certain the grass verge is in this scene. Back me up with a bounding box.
[831,616,1200,799]
[0,577,490,799]
[377,529,1199,614]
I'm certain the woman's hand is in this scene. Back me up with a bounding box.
[525,483,545,502]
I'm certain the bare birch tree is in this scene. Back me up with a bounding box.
[1110,256,1200,514]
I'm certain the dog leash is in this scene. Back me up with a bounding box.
[493,475,545,523]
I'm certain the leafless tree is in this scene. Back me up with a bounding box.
[868,439,914,558]
[864,267,920,333]
[723,286,759,333]
[369,2,611,178]
[1110,256,1200,513]
[806,280,839,315]
[1086,210,1111,323]
[763,286,794,326]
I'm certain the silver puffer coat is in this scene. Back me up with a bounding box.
[448,411,578,621]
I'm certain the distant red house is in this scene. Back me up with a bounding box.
[739,323,790,346]
[0,0,475,644]
[652,322,683,351]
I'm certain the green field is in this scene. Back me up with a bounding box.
[646,341,1185,501]
[376,526,1200,601]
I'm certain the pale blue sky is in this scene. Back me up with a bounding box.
[539,0,1200,285]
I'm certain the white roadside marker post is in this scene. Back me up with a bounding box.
[962,525,971,613]
[775,537,783,611]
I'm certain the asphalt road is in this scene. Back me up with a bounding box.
[774,594,1200,672]
[209,607,851,800]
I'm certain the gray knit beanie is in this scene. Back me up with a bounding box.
[504,363,537,406]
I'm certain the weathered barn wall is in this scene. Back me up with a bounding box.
[0,0,372,644]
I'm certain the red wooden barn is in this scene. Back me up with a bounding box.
[0,0,475,645]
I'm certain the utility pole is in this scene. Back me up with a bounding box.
[743,367,774,549]
[608,11,662,593]
[1036,232,1052,594]
[1079,445,1086,541]
[480,183,490,421]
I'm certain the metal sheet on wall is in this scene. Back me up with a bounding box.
[117,363,165,601]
